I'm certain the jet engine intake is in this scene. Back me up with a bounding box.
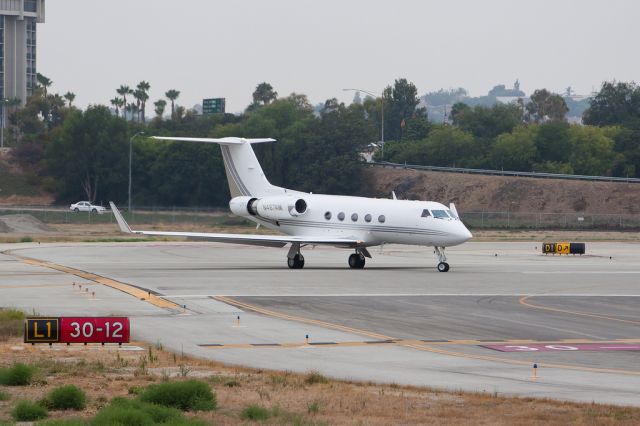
[229,196,308,220]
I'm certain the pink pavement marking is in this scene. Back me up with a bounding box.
[482,343,640,352]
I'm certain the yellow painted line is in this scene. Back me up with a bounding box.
[519,295,640,326]
[9,254,181,310]
[214,296,394,341]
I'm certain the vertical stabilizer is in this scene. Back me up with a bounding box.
[150,136,283,197]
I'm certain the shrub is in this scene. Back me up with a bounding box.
[20,236,33,243]
[12,400,48,421]
[0,389,10,401]
[138,380,216,411]
[0,308,25,340]
[304,371,328,385]
[91,398,187,426]
[0,363,36,386]
[241,404,271,421]
[48,385,86,410]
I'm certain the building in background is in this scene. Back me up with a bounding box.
[0,0,45,105]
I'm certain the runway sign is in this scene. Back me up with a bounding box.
[24,317,59,343]
[542,242,585,255]
[25,317,130,344]
[483,343,640,352]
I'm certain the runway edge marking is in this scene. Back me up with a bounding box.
[6,251,181,311]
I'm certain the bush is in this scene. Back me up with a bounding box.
[0,308,25,340]
[138,380,216,411]
[91,398,197,426]
[241,404,271,421]
[48,385,87,410]
[12,400,48,421]
[304,371,328,385]
[0,389,10,401]
[0,363,36,386]
[20,236,33,243]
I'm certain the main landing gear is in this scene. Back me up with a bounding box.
[348,252,365,269]
[287,242,305,269]
[434,246,450,272]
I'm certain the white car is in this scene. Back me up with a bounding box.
[69,201,107,214]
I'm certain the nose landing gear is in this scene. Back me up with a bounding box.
[434,247,450,272]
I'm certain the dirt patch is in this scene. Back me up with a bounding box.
[0,214,57,233]
[366,167,640,214]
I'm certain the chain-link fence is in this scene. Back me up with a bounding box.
[2,206,640,230]
[461,211,640,230]
[0,206,247,227]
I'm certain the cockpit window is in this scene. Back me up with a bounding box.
[421,209,431,218]
[431,210,450,219]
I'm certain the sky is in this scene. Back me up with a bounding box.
[38,0,639,113]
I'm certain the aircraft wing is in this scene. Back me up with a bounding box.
[109,202,360,248]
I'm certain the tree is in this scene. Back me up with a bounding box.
[63,92,75,108]
[583,81,640,127]
[568,125,616,176]
[525,89,569,123]
[133,88,148,122]
[46,106,128,202]
[136,81,151,122]
[110,97,124,117]
[252,82,278,106]
[154,99,167,118]
[165,89,180,119]
[117,85,133,120]
[490,126,537,171]
[384,78,421,141]
[451,103,523,139]
[36,73,52,96]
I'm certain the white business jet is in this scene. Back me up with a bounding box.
[110,137,472,272]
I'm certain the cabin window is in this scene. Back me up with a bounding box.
[421,209,431,218]
[431,210,450,219]
[364,214,372,222]
[324,211,332,220]
[351,213,358,222]
[378,215,386,223]
[338,212,345,221]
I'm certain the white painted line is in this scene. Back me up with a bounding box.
[524,271,640,274]
[168,293,640,298]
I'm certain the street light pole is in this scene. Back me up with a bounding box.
[343,88,384,160]
[128,131,144,212]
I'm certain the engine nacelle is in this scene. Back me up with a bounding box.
[229,196,308,220]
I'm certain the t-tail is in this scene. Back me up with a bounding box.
[150,137,286,198]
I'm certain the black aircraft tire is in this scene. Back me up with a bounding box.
[437,262,449,272]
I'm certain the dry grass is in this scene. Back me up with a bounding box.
[0,338,639,425]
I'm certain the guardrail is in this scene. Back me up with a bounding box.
[370,161,640,183]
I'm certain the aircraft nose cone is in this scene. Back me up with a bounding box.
[450,222,472,245]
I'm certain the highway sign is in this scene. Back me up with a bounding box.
[202,98,225,114]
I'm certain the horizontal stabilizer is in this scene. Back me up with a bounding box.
[151,136,276,145]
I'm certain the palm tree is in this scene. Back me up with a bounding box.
[63,92,75,108]
[252,82,278,105]
[133,89,148,122]
[36,73,52,96]
[165,89,180,119]
[154,99,167,118]
[117,85,133,120]
[110,97,124,117]
[136,81,151,122]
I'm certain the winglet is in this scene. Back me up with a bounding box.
[109,202,133,233]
